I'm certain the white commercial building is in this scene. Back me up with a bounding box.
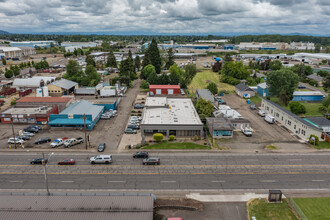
[141,97,204,137]
[0,46,36,58]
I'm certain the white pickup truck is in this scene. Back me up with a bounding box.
[241,125,252,137]
[50,138,64,148]
[64,138,84,148]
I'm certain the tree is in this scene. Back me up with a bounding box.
[119,58,137,85]
[106,51,117,68]
[317,70,328,77]
[13,65,20,76]
[224,54,232,62]
[289,101,306,115]
[323,74,330,92]
[267,69,299,106]
[5,69,13,78]
[158,73,169,85]
[222,61,250,79]
[165,48,175,69]
[291,64,313,78]
[140,80,149,89]
[322,95,330,108]
[269,60,282,71]
[212,61,222,72]
[146,39,162,74]
[2,59,6,66]
[315,44,321,53]
[66,60,81,77]
[185,64,197,80]
[142,49,151,68]
[141,64,156,80]
[134,55,140,71]
[195,98,214,119]
[168,70,180,85]
[85,55,96,67]
[207,82,218,95]
[84,65,101,86]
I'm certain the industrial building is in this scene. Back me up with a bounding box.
[0,105,58,124]
[261,98,323,141]
[141,97,203,137]
[0,46,36,58]
[149,85,180,95]
[206,117,234,138]
[16,97,74,112]
[48,100,104,130]
[9,41,56,48]
[292,91,324,101]
[47,79,78,97]
[13,77,56,89]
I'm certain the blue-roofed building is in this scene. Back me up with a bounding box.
[222,44,235,50]
[48,100,104,130]
[257,82,270,97]
[292,91,324,101]
[10,41,57,48]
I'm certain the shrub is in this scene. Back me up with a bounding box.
[319,106,327,113]
[131,110,136,113]
[221,75,240,85]
[169,135,175,141]
[10,98,16,106]
[309,134,319,145]
[206,82,218,95]
[140,80,149,89]
[135,145,141,149]
[153,133,164,142]
[193,135,201,141]
[289,101,306,115]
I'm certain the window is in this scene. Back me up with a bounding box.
[271,110,273,114]
[294,125,296,129]
[288,120,291,126]
[302,130,306,135]
[267,107,269,111]
[276,113,279,117]
[233,124,237,127]
[281,116,283,121]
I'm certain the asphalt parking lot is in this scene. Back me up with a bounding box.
[219,93,307,151]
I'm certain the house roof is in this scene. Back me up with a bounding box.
[75,88,96,95]
[304,117,330,128]
[60,100,104,121]
[17,97,73,103]
[206,117,234,130]
[293,91,324,96]
[196,89,214,103]
[149,85,180,89]
[13,78,43,88]
[51,79,78,90]
[262,98,322,131]
[306,73,323,82]
[257,82,268,89]
[235,82,254,92]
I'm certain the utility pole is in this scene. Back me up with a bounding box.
[11,118,16,149]
[84,114,88,150]
[42,152,53,196]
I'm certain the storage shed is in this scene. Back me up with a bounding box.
[235,83,255,98]
[206,117,234,138]
[48,100,104,130]
[292,91,324,101]
[149,85,180,95]
[257,82,270,97]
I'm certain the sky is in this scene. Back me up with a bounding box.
[0,0,329,35]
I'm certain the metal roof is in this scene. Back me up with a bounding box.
[206,117,234,130]
[13,78,43,88]
[60,100,104,121]
[257,82,268,89]
[196,89,214,103]
[75,88,96,95]
[304,117,330,127]
[149,85,180,89]
[51,79,78,90]
[262,98,322,131]
[17,97,73,103]
[306,73,324,82]
[235,82,254,92]
[293,91,324,96]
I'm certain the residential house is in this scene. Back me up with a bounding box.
[235,83,255,98]
[206,117,234,138]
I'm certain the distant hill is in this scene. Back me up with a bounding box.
[0,30,10,35]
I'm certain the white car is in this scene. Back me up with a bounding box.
[50,138,64,148]
[90,155,112,164]
[8,138,24,144]
[22,132,34,137]
[258,110,266,117]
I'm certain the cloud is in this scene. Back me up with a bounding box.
[0,0,328,35]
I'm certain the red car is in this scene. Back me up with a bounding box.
[57,158,75,165]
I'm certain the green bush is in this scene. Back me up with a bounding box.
[153,133,164,142]
[309,134,319,145]
[135,145,141,149]
[169,135,175,141]
[289,101,306,114]
[193,135,201,141]
[10,98,16,106]
[140,80,149,89]
[319,106,327,113]
[131,110,136,113]
[206,82,218,95]
[221,75,240,85]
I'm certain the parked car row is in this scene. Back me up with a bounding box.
[257,109,276,124]
[23,125,42,133]
[50,137,84,148]
[101,109,117,119]
[125,116,141,134]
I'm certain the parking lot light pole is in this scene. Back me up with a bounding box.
[11,118,16,149]
[42,152,54,196]
[84,114,88,150]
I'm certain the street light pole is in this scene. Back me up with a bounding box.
[84,114,88,150]
[11,118,16,149]
[42,152,54,196]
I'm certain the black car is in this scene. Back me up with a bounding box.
[142,157,160,165]
[24,127,38,133]
[134,104,144,109]
[298,84,306,89]
[16,135,30,141]
[97,143,106,152]
[35,137,51,144]
[30,158,48,165]
[127,124,140,130]
[133,151,149,158]
[28,125,42,130]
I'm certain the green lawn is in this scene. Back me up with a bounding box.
[248,199,297,220]
[188,70,235,94]
[143,141,210,150]
[293,198,330,220]
[246,95,262,105]
[312,141,330,149]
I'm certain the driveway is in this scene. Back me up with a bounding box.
[219,93,307,151]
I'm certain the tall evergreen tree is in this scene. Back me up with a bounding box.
[106,50,117,68]
[144,39,162,74]
[142,49,151,69]
[85,55,96,67]
[165,48,175,69]
[134,55,141,71]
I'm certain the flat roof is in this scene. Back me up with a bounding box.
[149,85,180,89]
[17,97,73,103]
[196,89,214,102]
[142,98,202,125]
[145,97,167,107]
[293,91,324,96]
[61,100,104,121]
[3,106,51,114]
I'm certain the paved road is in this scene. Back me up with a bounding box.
[0,153,330,191]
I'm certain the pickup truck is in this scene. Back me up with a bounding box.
[50,138,64,148]
[241,125,252,137]
[63,138,84,148]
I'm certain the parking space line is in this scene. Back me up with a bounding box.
[9,181,23,183]
[160,181,176,183]
[211,180,225,183]
[260,180,277,183]
[312,180,325,182]
[61,181,74,183]
[108,181,126,183]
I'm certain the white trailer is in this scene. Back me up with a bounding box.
[100,88,116,97]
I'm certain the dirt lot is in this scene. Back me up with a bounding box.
[175,56,214,69]
[217,93,308,151]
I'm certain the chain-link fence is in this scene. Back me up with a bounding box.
[289,198,308,220]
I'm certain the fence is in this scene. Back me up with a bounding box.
[289,198,308,220]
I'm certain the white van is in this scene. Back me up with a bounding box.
[265,115,275,124]
[90,155,112,164]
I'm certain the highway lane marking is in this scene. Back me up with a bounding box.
[289,159,302,161]
[160,181,176,183]
[61,181,74,183]
[211,181,225,183]
[9,181,23,183]
[260,180,277,183]
[312,180,325,182]
[108,181,126,183]
[247,159,258,161]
